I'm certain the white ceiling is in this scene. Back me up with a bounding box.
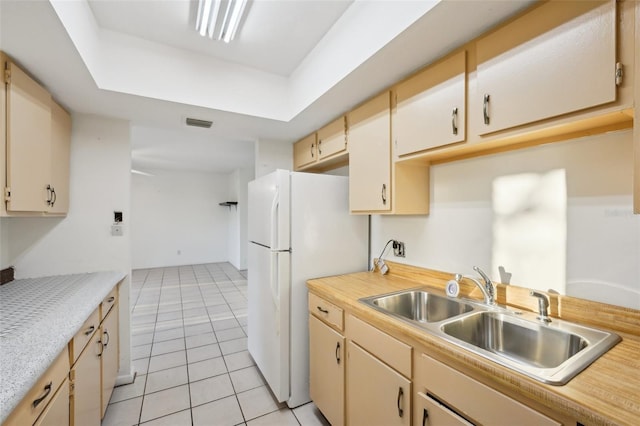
[0,0,536,174]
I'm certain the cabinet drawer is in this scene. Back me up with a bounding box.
[71,307,100,364]
[346,314,411,378]
[415,354,560,426]
[4,347,69,426]
[414,391,473,426]
[309,293,344,331]
[101,286,118,321]
[34,378,70,426]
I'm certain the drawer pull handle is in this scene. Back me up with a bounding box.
[84,325,95,336]
[107,296,115,303]
[397,387,404,417]
[32,382,52,408]
[317,306,329,314]
[97,338,105,357]
[335,342,341,364]
[311,143,314,158]
[318,140,323,155]
[103,330,110,347]
[483,93,490,125]
[50,187,57,207]
[422,408,429,426]
[452,107,458,135]
[381,184,387,205]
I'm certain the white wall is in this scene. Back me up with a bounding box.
[131,169,231,269]
[372,130,640,309]
[255,139,293,178]
[227,168,254,270]
[1,114,135,381]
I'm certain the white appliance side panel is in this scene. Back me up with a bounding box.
[248,169,290,250]
[288,172,369,408]
[247,243,291,402]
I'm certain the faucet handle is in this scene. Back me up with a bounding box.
[530,290,551,323]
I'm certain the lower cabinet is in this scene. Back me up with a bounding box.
[34,378,70,426]
[71,329,102,426]
[101,305,119,417]
[309,315,345,426]
[346,341,410,426]
[414,353,561,426]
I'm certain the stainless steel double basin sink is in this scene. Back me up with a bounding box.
[359,289,620,385]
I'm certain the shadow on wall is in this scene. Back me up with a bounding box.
[3,217,64,267]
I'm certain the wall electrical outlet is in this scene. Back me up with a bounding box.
[393,241,405,257]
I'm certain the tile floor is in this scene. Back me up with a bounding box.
[102,263,330,426]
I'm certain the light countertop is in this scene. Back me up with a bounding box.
[0,271,125,423]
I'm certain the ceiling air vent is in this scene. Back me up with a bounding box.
[186,117,213,128]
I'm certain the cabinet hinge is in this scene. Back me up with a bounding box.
[615,62,623,86]
[4,188,10,202]
[3,68,9,85]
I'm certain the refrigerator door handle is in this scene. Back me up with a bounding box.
[270,189,279,250]
[270,251,280,333]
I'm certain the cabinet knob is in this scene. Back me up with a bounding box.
[452,107,458,135]
[483,94,490,125]
[32,382,52,408]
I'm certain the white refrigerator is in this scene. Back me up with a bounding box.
[247,169,368,408]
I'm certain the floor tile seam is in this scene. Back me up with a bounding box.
[136,408,192,426]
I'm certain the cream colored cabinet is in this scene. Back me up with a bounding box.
[34,378,70,426]
[3,348,70,426]
[347,342,410,426]
[394,50,466,156]
[71,328,102,426]
[348,92,392,213]
[309,315,344,426]
[414,353,562,426]
[293,133,317,170]
[346,315,412,426]
[5,60,52,213]
[476,0,617,135]
[308,294,345,426]
[317,116,347,161]
[100,305,119,418]
[3,56,71,215]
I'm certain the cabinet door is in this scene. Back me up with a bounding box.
[347,341,410,426]
[293,133,317,170]
[5,61,52,212]
[309,315,344,426]
[101,305,119,418]
[414,392,472,426]
[348,92,392,212]
[48,100,71,214]
[395,51,466,156]
[34,378,69,426]
[477,0,616,135]
[317,116,347,161]
[72,330,102,426]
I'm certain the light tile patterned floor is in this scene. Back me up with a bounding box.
[102,263,330,426]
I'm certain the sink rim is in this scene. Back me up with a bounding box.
[358,287,621,385]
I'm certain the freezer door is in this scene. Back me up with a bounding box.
[247,243,291,403]
[248,169,290,250]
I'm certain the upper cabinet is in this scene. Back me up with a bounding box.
[2,55,71,216]
[394,50,467,156]
[5,60,52,213]
[348,93,392,213]
[317,116,347,161]
[293,133,317,170]
[476,0,617,135]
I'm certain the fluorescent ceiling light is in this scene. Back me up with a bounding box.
[196,0,247,43]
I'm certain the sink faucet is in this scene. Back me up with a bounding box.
[530,291,551,323]
[473,266,495,306]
